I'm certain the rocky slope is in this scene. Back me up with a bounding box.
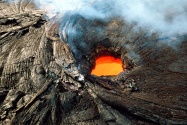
[0,0,187,125]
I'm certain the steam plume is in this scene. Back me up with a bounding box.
[34,0,187,36]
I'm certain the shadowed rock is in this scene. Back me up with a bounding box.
[0,1,187,125]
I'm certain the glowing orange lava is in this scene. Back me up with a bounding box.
[91,56,124,76]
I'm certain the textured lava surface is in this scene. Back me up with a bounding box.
[0,1,187,125]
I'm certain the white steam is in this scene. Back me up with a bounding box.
[34,0,115,19]
[33,0,187,36]
[116,0,187,36]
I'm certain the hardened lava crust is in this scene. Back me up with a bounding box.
[0,1,187,125]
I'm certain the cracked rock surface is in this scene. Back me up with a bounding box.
[0,1,187,125]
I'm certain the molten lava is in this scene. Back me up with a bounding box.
[91,56,124,76]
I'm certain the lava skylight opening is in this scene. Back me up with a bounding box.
[91,56,124,76]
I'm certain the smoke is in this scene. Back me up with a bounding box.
[33,0,187,36]
[5,0,187,73]
[25,0,186,64]
[33,0,116,20]
[116,0,187,36]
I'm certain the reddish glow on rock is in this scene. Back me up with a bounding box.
[91,56,124,76]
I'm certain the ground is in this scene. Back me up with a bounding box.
[0,1,187,125]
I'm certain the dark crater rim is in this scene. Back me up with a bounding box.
[50,17,137,78]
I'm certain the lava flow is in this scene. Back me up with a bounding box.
[91,56,124,76]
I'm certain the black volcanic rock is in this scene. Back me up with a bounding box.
[0,1,187,125]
